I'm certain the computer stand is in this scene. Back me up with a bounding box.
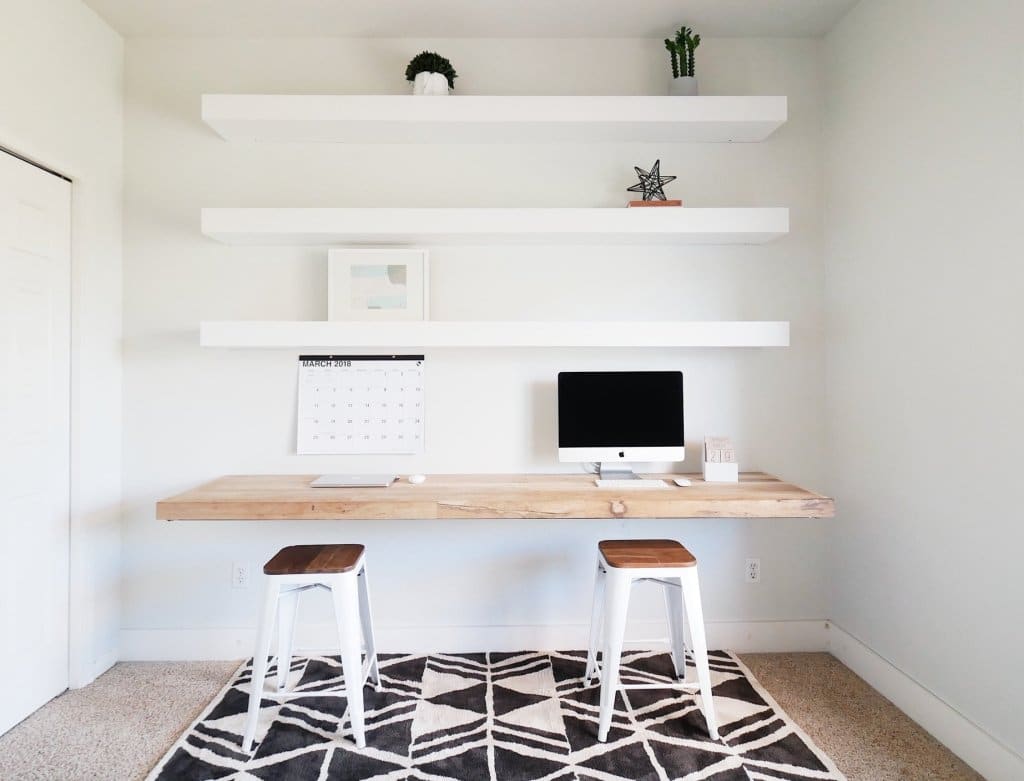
[598,463,639,480]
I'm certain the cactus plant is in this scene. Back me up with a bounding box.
[664,38,680,78]
[664,26,701,79]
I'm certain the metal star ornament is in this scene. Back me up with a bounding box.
[627,159,676,201]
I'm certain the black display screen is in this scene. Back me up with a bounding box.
[557,371,684,448]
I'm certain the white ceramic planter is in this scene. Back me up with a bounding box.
[412,72,450,95]
[669,76,699,96]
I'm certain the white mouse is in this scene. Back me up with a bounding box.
[673,477,692,487]
[408,474,426,485]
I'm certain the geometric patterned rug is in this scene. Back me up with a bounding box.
[147,650,845,780]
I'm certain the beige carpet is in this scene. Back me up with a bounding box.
[0,653,982,781]
[741,654,983,781]
[0,661,238,781]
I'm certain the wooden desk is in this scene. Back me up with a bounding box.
[156,473,833,521]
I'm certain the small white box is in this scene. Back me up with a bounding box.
[703,460,739,482]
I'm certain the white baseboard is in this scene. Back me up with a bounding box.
[828,623,1024,781]
[119,618,829,662]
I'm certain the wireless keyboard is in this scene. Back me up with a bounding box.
[595,479,670,489]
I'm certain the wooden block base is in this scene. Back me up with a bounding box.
[628,199,683,207]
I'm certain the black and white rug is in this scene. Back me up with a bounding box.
[148,650,845,780]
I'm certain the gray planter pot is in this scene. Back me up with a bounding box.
[669,76,699,96]
[412,71,450,95]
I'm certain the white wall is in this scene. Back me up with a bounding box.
[825,0,1024,772]
[0,0,124,686]
[120,37,829,657]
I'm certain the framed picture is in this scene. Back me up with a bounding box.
[327,248,429,321]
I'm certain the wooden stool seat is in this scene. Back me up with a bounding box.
[263,544,365,575]
[599,539,697,569]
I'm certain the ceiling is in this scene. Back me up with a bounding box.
[82,0,859,38]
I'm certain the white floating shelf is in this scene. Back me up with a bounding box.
[200,321,790,349]
[202,94,788,144]
[201,207,789,246]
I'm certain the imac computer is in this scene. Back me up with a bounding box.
[557,371,684,484]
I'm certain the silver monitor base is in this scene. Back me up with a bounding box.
[598,463,638,480]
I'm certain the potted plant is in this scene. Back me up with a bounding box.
[664,26,701,95]
[405,51,458,95]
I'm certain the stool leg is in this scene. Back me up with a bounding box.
[276,587,300,692]
[680,569,719,740]
[332,575,367,749]
[597,570,631,743]
[357,563,380,688]
[681,598,692,666]
[664,579,689,681]
[243,579,280,753]
[583,561,606,686]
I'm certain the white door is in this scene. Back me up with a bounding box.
[0,150,72,734]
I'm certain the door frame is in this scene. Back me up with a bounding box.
[1,135,108,689]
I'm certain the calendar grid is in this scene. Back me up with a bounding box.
[297,355,425,455]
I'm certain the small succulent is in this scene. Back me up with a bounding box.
[664,26,701,78]
[405,51,458,89]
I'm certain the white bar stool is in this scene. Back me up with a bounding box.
[584,539,718,741]
[242,544,379,753]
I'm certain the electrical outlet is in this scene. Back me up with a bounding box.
[232,562,250,589]
[745,558,761,583]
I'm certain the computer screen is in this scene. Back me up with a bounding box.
[557,371,684,462]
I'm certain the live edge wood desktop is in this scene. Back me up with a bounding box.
[155,473,834,521]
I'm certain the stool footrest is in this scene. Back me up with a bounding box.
[634,577,682,589]
[280,643,371,656]
[586,661,696,691]
[259,658,377,700]
[278,583,331,596]
[618,681,700,691]
[265,690,352,699]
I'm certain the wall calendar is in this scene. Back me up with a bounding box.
[297,355,425,455]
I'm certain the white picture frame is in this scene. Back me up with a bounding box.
[327,248,429,321]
